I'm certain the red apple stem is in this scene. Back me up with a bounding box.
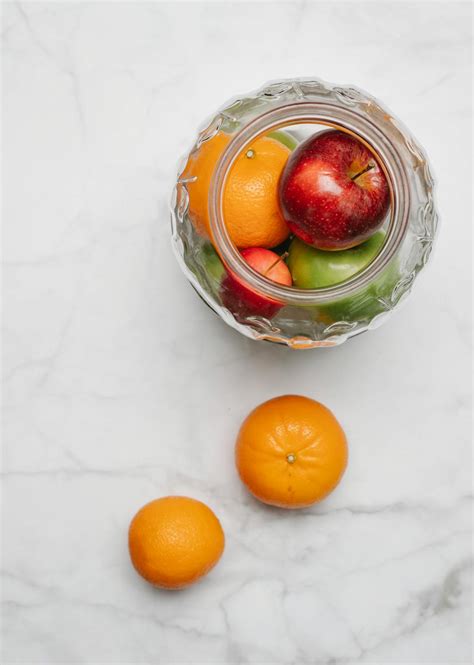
[351,162,375,181]
[264,252,289,276]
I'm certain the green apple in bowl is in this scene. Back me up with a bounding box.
[287,231,386,288]
[267,130,299,151]
[199,242,225,283]
[319,261,400,323]
[287,231,400,323]
[194,241,226,298]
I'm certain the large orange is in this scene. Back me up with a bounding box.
[182,132,291,248]
[235,395,348,508]
[128,496,225,589]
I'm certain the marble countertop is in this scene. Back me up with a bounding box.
[2,2,472,664]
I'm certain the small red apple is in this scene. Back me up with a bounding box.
[279,130,390,250]
[221,248,292,319]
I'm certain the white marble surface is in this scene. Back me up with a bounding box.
[2,2,472,663]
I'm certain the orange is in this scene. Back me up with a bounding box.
[128,496,225,589]
[182,132,291,248]
[181,132,230,240]
[235,395,348,508]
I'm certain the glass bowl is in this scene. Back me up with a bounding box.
[171,77,438,348]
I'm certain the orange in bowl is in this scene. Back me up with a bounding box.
[235,395,348,508]
[128,496,225,589]
[182,132,291,248]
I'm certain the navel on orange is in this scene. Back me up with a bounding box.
[235,395,348,508]
[182,132,291,248]
[128,496,225,589]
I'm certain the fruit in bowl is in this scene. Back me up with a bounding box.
[183,133,291,249]
[267,129,299,151]
[198,242,225,284]
[318,260,400,324]
[279,129,390,250]
[221,247,292,319]
[185,125,394,326]
[287,230,386,288]
[286,230,400,323]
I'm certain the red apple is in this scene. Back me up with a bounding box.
[221,248,292,319]
[279,129,390,250]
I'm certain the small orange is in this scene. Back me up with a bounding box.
[128,496,225,589]
[182,132,291,248]
[235,395,348,508]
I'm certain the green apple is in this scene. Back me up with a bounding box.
[287,231,400,323]
[318,260,400,323]
[287,231,386,288]
[198,242,225,287]
[267,130,299,151]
